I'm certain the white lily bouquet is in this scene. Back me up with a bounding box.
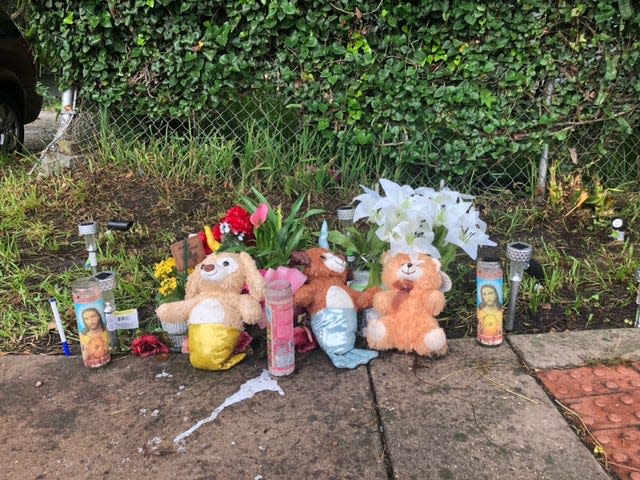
[352,178,496,273]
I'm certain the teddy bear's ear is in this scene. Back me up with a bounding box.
[439,271,452,293]
[238,251,265,301]
[430,256,442,270]
[289,250,311,267]
[184,264,203,298]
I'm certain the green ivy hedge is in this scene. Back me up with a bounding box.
[24,0,639,183]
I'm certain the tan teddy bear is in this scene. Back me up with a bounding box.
[366,251,451,357]
[156,251,265,370]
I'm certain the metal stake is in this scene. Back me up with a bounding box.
[505,242,533,331]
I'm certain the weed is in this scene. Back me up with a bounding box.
[583,357,633,368]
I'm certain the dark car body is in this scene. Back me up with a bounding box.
[0,7,42,151]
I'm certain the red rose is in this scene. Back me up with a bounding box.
[233,331,253,354]
[132,334,170,357]
[293,326,317,354]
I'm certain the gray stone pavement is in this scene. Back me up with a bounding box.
[2,329,637,479]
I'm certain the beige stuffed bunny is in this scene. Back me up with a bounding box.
[156,251,265,370]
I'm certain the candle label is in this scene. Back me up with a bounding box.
[477,263,504,346]
[265,302,295,377]
[72,278,111,368]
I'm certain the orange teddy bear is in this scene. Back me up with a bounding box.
[366,251,451,357]
[293,247,379,369]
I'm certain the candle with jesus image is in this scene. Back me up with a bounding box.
[72,277,111,368]
[476,257,504,347]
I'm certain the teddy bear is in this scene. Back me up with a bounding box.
[292,247,379,369]
[156,251,265,370]
[366,251,452,357]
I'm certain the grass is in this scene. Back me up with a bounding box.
[1,122,639,354]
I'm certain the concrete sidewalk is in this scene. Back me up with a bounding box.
[1,329,638,480]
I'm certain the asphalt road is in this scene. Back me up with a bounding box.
[24,108,57,153]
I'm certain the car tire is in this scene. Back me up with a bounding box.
[0,99,24,153]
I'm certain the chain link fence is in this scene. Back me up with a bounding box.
[65,91,639,194]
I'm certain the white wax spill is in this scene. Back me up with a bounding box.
[174,370,284,443]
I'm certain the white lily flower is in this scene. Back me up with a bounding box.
[445,224,497,260]
[378,179,415,209]
[444,206,497,259]
[351,178,495,269]
[412,196,439,228]
[388,222,440,258]
[352,185,380,222]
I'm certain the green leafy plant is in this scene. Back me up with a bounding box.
[224,188,324,269]
[328,225,386,288]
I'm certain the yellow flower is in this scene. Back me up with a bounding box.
[159,276,178,296]
[153,257,176,280]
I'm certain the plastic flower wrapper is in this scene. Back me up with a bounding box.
[261,265,308,294]
[352,179,496,272]
[328,224,386,288]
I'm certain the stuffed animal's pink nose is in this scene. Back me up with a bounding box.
[202,264,216,272]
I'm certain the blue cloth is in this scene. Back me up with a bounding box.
[310,308,378,369]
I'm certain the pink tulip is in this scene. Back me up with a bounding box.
[250,203,269,227]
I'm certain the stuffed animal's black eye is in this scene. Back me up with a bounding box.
[320,255,326,260]
[222,261,230,267]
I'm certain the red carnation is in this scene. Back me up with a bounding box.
[131,334,170,357]
[225,205,254,239]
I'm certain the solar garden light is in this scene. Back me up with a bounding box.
[78,221,98,274]
[505,241,533,331]
[610,217,625,242]
[336,205,355,230]
[93,271,120,350]
[634,268,640,328]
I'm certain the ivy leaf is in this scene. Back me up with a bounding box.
[317,118,330,130]
[281,2,297,15]
[615,117,632,136]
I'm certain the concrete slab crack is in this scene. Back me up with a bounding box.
[366,363,395,480]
